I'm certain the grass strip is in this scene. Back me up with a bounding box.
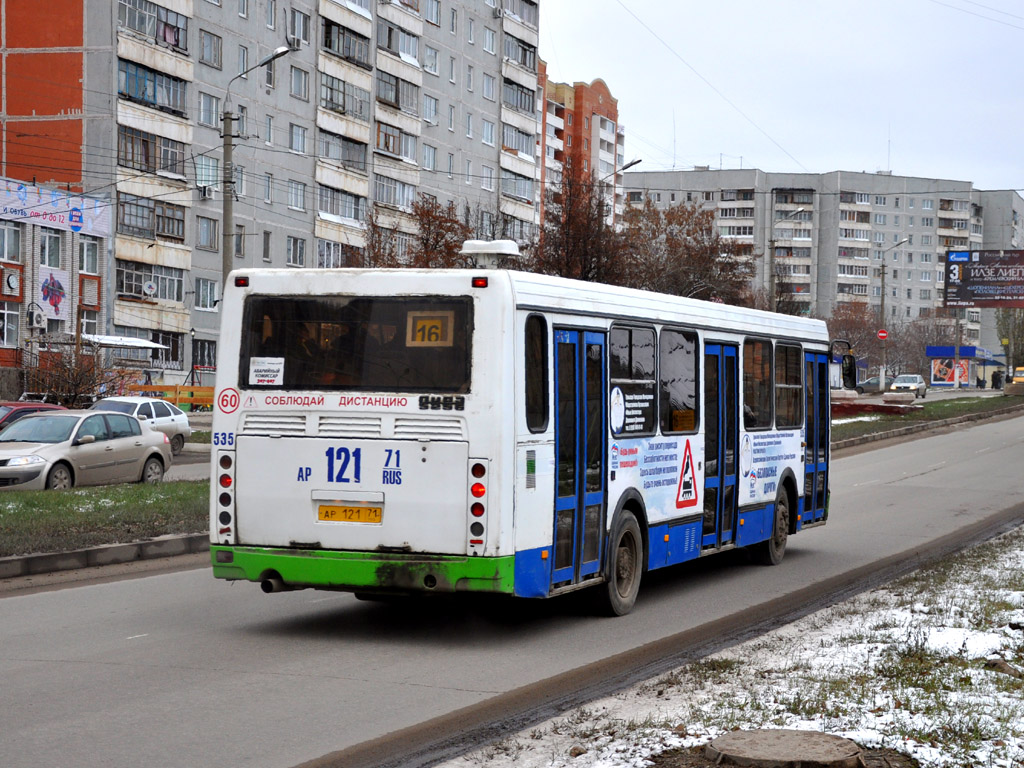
[0,481,208,558]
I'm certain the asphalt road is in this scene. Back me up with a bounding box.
[1,414,1022,768]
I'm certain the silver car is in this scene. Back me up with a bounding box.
[90,397,192,455]
[890,374,927,398]
[0,410,172,490]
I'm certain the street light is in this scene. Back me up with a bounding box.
[597,158,641,227]
[878,237,909,391]
[767,206,805,312]
[222,45,292,284]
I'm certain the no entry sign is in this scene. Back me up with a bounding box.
[877,329,888,340]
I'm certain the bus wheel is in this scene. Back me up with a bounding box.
[755,490,790,566]
[600,511,642,616]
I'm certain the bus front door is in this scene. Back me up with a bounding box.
[804,352,830,523]
[552,329,606,588]
[702,343,739,549]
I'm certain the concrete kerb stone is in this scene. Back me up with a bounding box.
[0,533,209,579]
[834,401,1024,451]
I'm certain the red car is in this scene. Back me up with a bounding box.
[0,401,66,430]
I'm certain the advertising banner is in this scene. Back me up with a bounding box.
[931,358,968,385]
[944,251,1024,308]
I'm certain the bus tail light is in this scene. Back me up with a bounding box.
[467,459,490,552]
[216,449,236,544]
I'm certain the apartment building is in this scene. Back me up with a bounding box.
[537,66,627,225]
[0,0,541,385]
[621,168,1013,348]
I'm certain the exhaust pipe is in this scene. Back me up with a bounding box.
[261,577,286,593]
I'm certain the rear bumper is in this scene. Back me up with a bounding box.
[211,545,515,595]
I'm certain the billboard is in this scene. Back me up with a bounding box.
[944,250,1024,308]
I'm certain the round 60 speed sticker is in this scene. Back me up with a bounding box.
[218,388,240,413]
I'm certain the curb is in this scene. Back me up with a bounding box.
[0,533,209,580]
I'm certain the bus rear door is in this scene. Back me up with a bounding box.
[552,329,606,589]
[804,351,830,523]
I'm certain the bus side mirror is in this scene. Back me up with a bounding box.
[841,355,857,390]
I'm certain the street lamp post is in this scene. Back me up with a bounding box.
[767,206,805,312]
[597,158,641,227]
[878,237,909,391]
[221,45,292,285]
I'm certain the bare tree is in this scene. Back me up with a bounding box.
[23,341,146,407]
[531,156,625,284]
[619,197,754,304]
[405,198,474,268]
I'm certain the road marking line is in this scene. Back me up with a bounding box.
[126,634,149,640]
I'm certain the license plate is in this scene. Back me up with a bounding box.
[318,505,382,524]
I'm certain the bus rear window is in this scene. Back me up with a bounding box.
[240,296,472,393]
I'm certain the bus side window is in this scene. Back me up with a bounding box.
[742,338,773,429]
[610,325,656,436]
[525,315,548,432]
[775,343,803,428]
[659,328,699,433]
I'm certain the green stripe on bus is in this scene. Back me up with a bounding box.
[211,546,515,594]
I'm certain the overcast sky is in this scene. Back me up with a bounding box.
[539,0,1024,191]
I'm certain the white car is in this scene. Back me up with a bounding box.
[90,397,192,455]
[0,410,171,490]
[890,374,927,398]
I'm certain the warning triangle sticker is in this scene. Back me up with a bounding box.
[675,439,698,509]
[244,396,258,408]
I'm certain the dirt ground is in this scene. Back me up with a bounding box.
[649,744,920,767]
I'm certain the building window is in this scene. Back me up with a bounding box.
[482,73,495,101]
[377,19,418,59]
[198,92,220,127]
[0,222,20,262]
[425,0,440,25]
[465,112,473,138]
[422,45,438,74]
[467,17,474,43]
[482,119,495,146]
[234,225,245,257]
[502,79,535,114]
[483,26,496,53]
[448,104,455,131]
[0,302,20,346]
[197,216,218,250]
[286,236,305,267]
[289,9,310,43]
[199,30,222,67]
[290,66,309,99]
[288,180,306,210]
[264,58,276,88]
[195,155,219,188]
[117,59,187,115]
[264,173,273,203]
[500,169,533,201]
[465,159,472,184]
[289,123,306,153]
[265,0,275,27]
[237,45,248,76]
[40,228,61,268]
[376,70,419,115]
[118,124,185,175]
[373,174,416,208]
[319,73,370,121]
[318,184,366,221]
[238,0,247,16]
[482,165,495,191]
[375,122,416,161]
[196,277,218,310]
[79,235,99,274]
[323,20,370,68]
[320,130,367,173]
[423,94,438,123]
[118,0,188,52]
[502,123,533,155]
[466,65,474,91]
[504,34,537,71]
[116,259,184,301]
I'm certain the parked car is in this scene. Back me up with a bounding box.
[1013,367,1024,384]
[0,401,65,429]
[0,410,172,490]
[90,397,191,455]
[890,374,927,398]
[855,376,882,394]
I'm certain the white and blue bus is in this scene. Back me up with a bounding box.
[210,242,854,615]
